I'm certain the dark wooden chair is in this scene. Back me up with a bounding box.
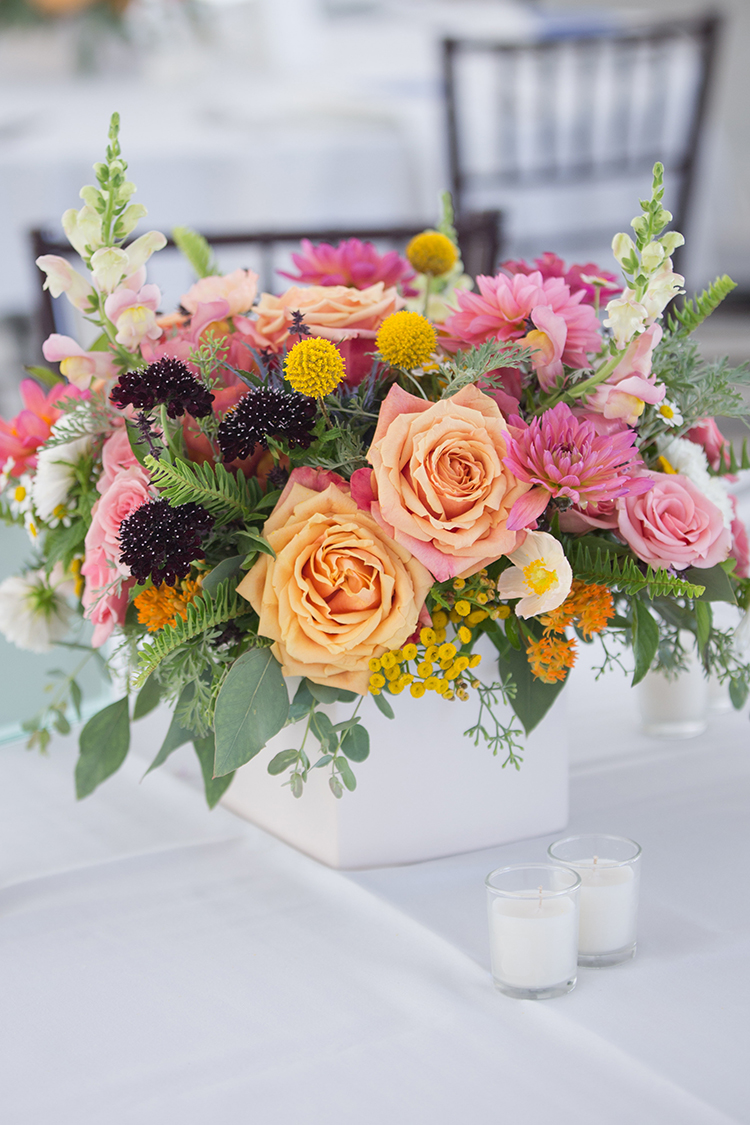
[30,212,502,346]
[442,14,721,266]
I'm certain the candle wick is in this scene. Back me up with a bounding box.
[593,855,598,865]
[538,884,543,910]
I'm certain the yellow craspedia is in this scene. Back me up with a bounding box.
[376,310,437,370]
[406,230,459,276]
[284,336,345,397]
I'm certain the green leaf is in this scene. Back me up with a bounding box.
[235,529,275,559]
[729,677,749,710]
[504,613,521,651]
[336,757,357,791]
[329,776,343,799]
[686,564,736,604]
[145,455,261,528]
[669,275,737,335]
[306,681,343,704]
[631,599,660,686]
[193,734,234,808]
[125,418,151,468]
[268,749,299,775]
[491,639,566,735]
[75,697,130,799]
[172,225,219,278]
[312,754,333,768]
[288,680,315,723]
[695,600,712,653]
[24,364,62,387]
[371,692,395,719]
[53,711,71,735]
[70,679,83,721]
[145,690,196,775]
[214,649,289,776]
[310,710,336,751]
[341,723,370,762]
[133,675,162,720]
[202,555,245,596]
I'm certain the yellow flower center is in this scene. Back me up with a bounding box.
[14,484,26,502]
[52,504,67,520]
[656,455,677,474]
[376,310,436,370]
[659,403,675,419]
[405,230,459,276]
[284,336,346,398]
[523,559,558,596]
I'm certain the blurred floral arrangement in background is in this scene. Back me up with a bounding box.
[1,114,749,808]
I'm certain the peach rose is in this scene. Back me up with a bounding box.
[237,470,432,694]
[617,471,732,570]
[355,384,530,581]
[238,282,403,351]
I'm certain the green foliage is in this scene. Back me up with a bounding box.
[133,580,246,686]
[24,365,62,388]
[42,398,112,447]
[75,697,130,798]
[684,563,736,604]
[133,675,162,720]
[648,333,750,436]
[172,226,218,279]
[144,455,269,529]
[487,627,566,738]
[439,340,533,399]
[669,275,737,335]
[567,539,706,599]
[631,599,660,685]
[193,734,234,807]
[213,648,289,776]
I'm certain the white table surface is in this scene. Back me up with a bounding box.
[1,644,749,1124]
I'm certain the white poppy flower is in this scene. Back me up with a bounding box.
[32,436,91,522]
[495,531,573,619]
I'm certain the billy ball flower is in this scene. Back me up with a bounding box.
[217,389,317,463]
[406,230,459,276]
[284,337,346,398]
[118,499,215,587]
[110,357,214,419]
[376,310,437,370]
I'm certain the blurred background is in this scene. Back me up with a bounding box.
[1,0,748,738]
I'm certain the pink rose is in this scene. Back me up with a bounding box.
[89,465,152,573]
[686,418,730,472]
[730,496,749,578]
[362,384,530,581]
[617,471,732,570]
[558,499,620,533]
[98,428,139,494]
[81,547,133,648]
[181,269,259,317]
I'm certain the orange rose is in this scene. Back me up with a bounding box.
[238,283,403,350]
[237,469,432,694]
[353,384,530,581]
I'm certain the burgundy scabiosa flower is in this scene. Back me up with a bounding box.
[110,357,214,419]
[279,238,418,296]
[217,388,317,463]
[503,402,652,530]
[119,499,214,586]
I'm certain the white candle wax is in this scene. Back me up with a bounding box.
[572,859,639,954]
[489,894,578,989]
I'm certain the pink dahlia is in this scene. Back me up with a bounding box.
[502,253,622,306]
[442,270,602,372]
[0,378,87,476]
[503,402,651,530]
[279,238,418,296]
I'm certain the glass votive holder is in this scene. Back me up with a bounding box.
[485,864,581,1000]
[547,835,642,967]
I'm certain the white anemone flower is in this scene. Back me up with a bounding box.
[32,435,91,522]
[496,531,573,619]
[0,569,72,653]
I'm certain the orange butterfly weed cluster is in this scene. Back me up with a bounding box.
[134,577,202,633]
[526,581,614,683]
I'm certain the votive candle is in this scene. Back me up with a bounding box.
[548,835,641,966]
[486,864,581,999]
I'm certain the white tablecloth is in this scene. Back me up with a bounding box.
[1,649,749,1123]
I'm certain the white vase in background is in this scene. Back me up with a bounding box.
[637,635,708,738]
[221,639,568,869]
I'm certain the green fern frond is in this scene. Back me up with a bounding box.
[145,455,262,526]
[570,542,706,600]
[727,438,750,474]
[172,226,219,279]
[133,581,245,687]
[669,275,737,336]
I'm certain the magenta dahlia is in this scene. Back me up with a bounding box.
[501,252,622,307]
[279,238,417,295]
[503,402,651,530]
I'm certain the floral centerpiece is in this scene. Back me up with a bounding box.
[1,114,749,808]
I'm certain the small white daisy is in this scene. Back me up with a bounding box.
[657,400,684,428]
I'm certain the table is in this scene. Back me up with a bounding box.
[1,647,748,1123]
